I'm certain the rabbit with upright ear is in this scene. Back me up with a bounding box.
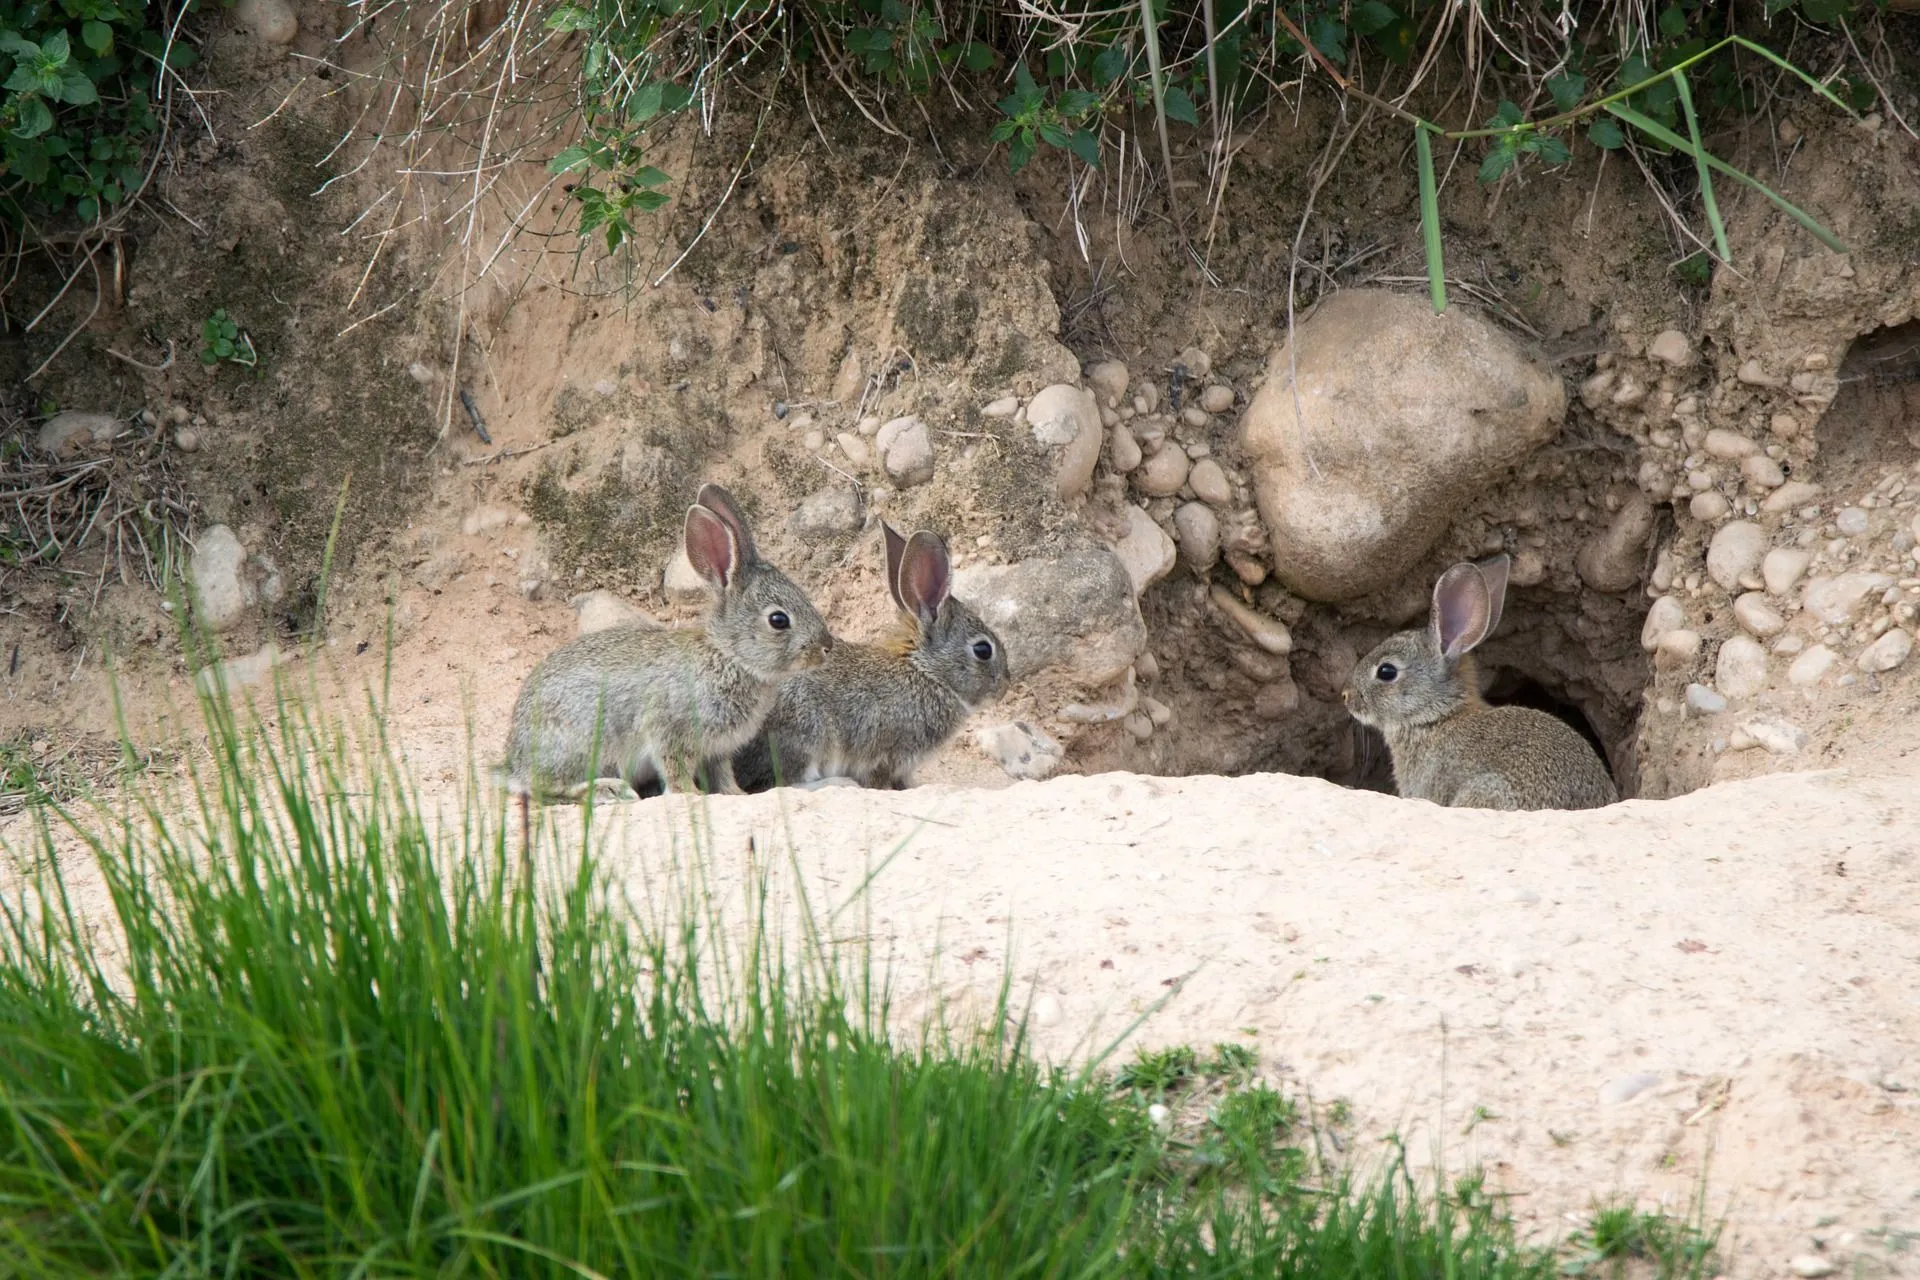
[733,524,1010,791]
[1344,554,1618,811]
[499,484,831,800]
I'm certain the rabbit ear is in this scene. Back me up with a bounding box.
[684,504,740,589]
[1429,562,1494,661]
[881,523,910,614]
[695,484,757,564]
[1475,553,1512,638]
[897,532,952,628]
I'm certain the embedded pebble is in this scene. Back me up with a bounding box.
[1743,716,1808,755]
[1181,406,1210,429]
[1685,683,1727,714]
[982,396,1019,418]
[1142,695,1172,727]
[1148,1103,1173,1130]
[1763,548,1811,596]
[1123,712,1154,740]
[1648,329,1693,366]
[1742,455,1785,489]
[1108,425,1142,474]
[233,0,298,43]
[1173,502,1220,572]
[1835,507,1869,537]
[1599,1071,1663,1105]
[1762,481,1822,513]
[1707,521,1768,591]
[836,431,871,469]
[1658,629,1702,662]
[1689,492,1731,522]
[1112,504,1177,596]
[1802,573,1895,625]
[1200,384,1235,414]
[1858,628,1912,673]
[1737,358,1780,387]
[1704,429,1757,460]
[1026,383,1096,447]
[174,428,202,453]
[663,548,710,605]
[1576,493,1655,592]
[1789,1257,1835,1279]
[1174,346,1211,378]
[1641,596,1688,651]
[1733,593,1787,639]
[876,416,934,487]
[1716,635,1768,700]
[1135,446,1191,498]
[1086,361,1130,407]
[1188,459,1232,506]
[1210,586,1292,654]
[1788,644,1837,686]
[975,720,1064,780]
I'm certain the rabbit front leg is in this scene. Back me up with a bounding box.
[703,755,745,796]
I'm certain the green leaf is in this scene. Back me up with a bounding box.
[989,118,1018,142]
[1008,131,1035,173]
[41,30,71,65]
[1066,127,1100,167]
[1307,14,1347,63]
[548,145,593,174]
[631,165,669,187]
[630,189,669,211]
[961,41,993,72]
[1162,84,1198,125]
[1092,43,1127,87]
[1375,16,1416,64]
[544,6,594,31]
[1797,0,1851,22]
[58,67,97,104]
[1415,125,1446,314]
[0,33,37,59]
[1036,120,1068,149]
[1056,89,1099,118]
[1489,99,1524,128]
[4,65,38,93]
[75,194,98,222]
[1587,118,1626,149]
[81,20,113,54]
[1657,4,1687,37]
[1546,71,1584,113]
[1350,0,1397,36]
[1535,135,1571,166]
[13,96,54,138]
[1477,147,1515,184]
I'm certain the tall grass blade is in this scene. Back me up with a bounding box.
[1138,0,1185,235]
[1729,34,1859,115]
[1415,123,1447,313]
[1672,74,1729,263]
[1606,104,1850,253]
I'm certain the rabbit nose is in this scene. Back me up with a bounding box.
[819,634,834,654]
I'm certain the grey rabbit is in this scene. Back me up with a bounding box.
[734,523,1009,791]
[1344,553,1618,811]
[500,483,831,800]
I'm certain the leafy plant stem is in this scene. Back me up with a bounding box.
[1415,124,1446,313]
[1672,73,1730,263]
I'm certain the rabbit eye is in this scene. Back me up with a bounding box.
[971,639,994,662]
[1375,662,1399,683]
[768,610,791,632]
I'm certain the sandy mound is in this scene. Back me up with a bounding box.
[580,766,1920,1276]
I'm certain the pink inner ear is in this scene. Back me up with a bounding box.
[900,534,950,619]
[1433,565,1490,658]
[684,507,737,588]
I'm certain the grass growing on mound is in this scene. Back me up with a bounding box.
[0,691,1570,1277]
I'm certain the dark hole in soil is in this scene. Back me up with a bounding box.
[1821,319,1920,473]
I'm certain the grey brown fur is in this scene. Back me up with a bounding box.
[1344,554,1618,811]
[734,524,1009,790]
[500,485,829,799]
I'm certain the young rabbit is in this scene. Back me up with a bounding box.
[500,484,831,801]
[733,524,1009,791]
[1344,554,1618,811]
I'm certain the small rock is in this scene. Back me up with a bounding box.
[1031,993,1064,1026]
[836,432,870,469]
[1707,521,1768,591]
[1743,716,1808,755]
[1911,512,1920,543]
[1770,412,1800,438]
[975,720,1064,780]
[1027,383,1095,446]
[1200,383,1235,414]
[1789,1256,1835,1279]
[570,590,660,635]
[830,350,864,404]
[663,548,711,605]
[174,428,201,453]
[1188,458,1232,506]
[1086,361,1130,408]
[1226,552,1268,586]
[1858,628,1913,673]
[1108,425,1143,474]
[1736,358,1781,387]
[233,0,298,44]
[1835,507,1870,537]
[1148,1102,1173,1130]
[1112,505,1177,597]
[1788,645,1836,686]
[190,525,252,632]
[1175,346,1211,378]
[1762,481,1822,514]
[788,486,864,541]
[1579,369,1616,410]
[1174,503,1220,571]
[1690,492,1731,522]
[1142,695,1172,727]
[1734,593,1787,639]
[1704,429,1757,460]
[1577,493,1655,592]
[167,404,190,425]
[36,410,124,457]
[1599,1071,1662,1105]
[1181,405,1210,429]
[1122,711,1154,739]
[1763,548,1811,596]
[1658,629,1703,663]
[953,549,1146,684]
[461,504,521,536]
[1802,573,1895,625]
[1716,635,1768,700]
[1685,683,1727,714]
[1135,446,1191,498]
[1648,329,1693,366]
[1253,677,1301,719]
[876,416,934,487]
[195,642,286,696]
[1210,586,1292,655]
[1742,455,1785,489]
[1642,596,1688,651]
[982,396,1019,418]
